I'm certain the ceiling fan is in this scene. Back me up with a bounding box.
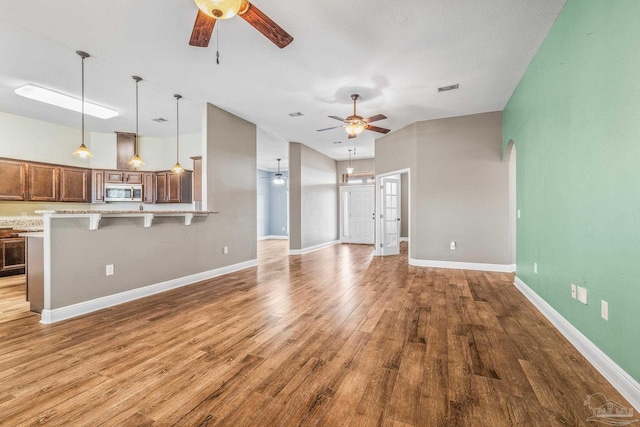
[317,94,390,138]
[189,0,293,49]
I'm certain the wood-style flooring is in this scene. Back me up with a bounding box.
[0,240,632,426]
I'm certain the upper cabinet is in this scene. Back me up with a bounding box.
[0,159,27,201]
[156,171,193,203]
[0,158,90,203]
[116,132,136,171]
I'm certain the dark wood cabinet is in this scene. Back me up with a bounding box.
[28,164,57,201]
[116,132,136,170]
[0,159,27,201]
[92,170,105,203]
[0,229,26,276]
[143,173,155,204]
[155,171,192,203]
[104,170,142,184]
[124,172,143,184]
[60,167,91,202]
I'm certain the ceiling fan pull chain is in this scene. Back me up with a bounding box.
[216,25,220,65]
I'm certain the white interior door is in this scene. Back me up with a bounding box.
[340,186,374,244]
[381,177,400,256]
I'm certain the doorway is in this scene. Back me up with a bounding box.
[375,169,410,258]
[340,185,375,244]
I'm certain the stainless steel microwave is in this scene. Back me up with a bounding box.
[104,184,143,202]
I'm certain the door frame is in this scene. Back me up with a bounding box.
[375,168,411,258]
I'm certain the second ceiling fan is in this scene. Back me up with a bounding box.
[189,0,293,49]
[318,94,390,138]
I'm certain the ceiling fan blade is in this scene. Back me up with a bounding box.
[317,126,343,132]
[189,10,216,47]
[239,2,293,48]
[366,125,391,134]
[328,116,346,122]
[363,114,387,123]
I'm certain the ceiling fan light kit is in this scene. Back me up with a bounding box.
[194,0,242,19]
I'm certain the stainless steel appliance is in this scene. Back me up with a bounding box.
[104,184,143,202]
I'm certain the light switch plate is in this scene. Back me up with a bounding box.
[534,262,538,274]
[106,264,114,276]
[601,300,609,320]
[577,286,588,304]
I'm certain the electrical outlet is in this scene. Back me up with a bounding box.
[517,209,521,219]
[450,241,456,250]
[601,300,609,320]
[106,264,114,276]
[577,286,588,304]
[223,246,229,254]
[534,262,538,274]
[571,284,577,299]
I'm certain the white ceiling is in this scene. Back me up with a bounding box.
[0,0,565,170]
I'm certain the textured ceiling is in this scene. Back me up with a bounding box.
[0,0,565,170]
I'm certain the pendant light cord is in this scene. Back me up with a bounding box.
[216,25,220,65]
[176,95,180,162]
[81,55,85,146]
[135,79,139,155]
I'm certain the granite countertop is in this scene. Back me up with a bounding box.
[35,210,218,214]
[0,217,44,230]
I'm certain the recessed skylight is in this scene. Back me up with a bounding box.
[437,84,460,92]
[14,84,119,119]
[288,112,304,117]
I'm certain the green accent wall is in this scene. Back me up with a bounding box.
[504,0,640,381]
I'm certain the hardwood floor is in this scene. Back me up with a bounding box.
[0,241,631,426]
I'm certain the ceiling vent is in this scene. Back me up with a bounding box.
[437,84,459,92]
[152,117,168,122]
[288,112,304,117]
[333,141,342,144]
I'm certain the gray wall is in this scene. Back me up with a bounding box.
[289,142,338,250]
[336,158,375,182]
[376,112,509,265]
[269,171,288,236]
[49,102,257,308]
[257,169,271,238]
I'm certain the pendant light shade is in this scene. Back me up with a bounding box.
[171,94,185,174]
[346,149,354,175]
[129,76,145,168]
[273,158,285,185]
[73,51,93,158]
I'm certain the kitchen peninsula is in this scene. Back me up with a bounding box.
[29,209,238,324]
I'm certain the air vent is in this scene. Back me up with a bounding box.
[152,117,168,122]
[437,84,459,92]
[288,112,304,117]
[333,141,342,144]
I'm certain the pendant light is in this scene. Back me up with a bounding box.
[273,158,285,185]
[72,51,93,158]
[346,149,354,175]
[129,76,145,168]
[171,94,185,174]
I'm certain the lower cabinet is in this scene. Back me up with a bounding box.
[155,171,193,203]
[0,233,26,276]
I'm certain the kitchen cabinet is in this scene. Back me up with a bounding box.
[0,230,26,276]
[155,171,192,203]
[28,164,58,201]
[191,156,202,203]
[92,170,105,203]
[143,172,155,204]
[105,170,143,184]
[0,159,27,201]
[116,132,136,170]
[60,167,91,202]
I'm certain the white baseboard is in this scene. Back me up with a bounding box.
[514,276,640,411]
[289,240,340,255]
[258,235,289,241]
[409,258,515,273]
[40,259,258,325]
[399,237,409,242]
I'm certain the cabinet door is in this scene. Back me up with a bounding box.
[156,173,168,203]
[167,173,182,203]
[0,159,27,201]
[28,164,57,201]
[60,167,90,202]
[192,157,202,202]
[143,173,155,204]
[1,238,26,273]
[116,132,136,170]
[105,171,125,183]
[124,172,143,184]
[92,170,105,203]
